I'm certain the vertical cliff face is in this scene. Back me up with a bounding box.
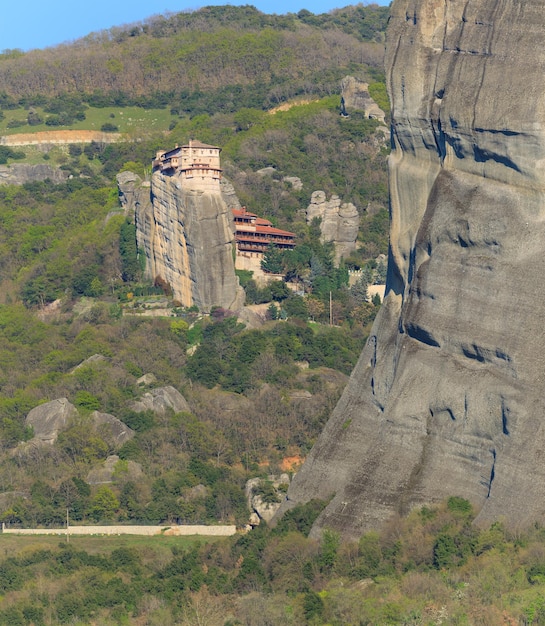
[306,191,360,265]
[277,0,545,539]
[136,171,244,312]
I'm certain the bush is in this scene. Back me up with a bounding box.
[74,391,100,411]
[273,499,328,537]
[119,409,155,432]
[303,591,324,621]
[101,123,119,132]
[0,146,25,163]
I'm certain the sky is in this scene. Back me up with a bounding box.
[2,0,390,53]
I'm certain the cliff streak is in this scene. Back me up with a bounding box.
[276,0,545,539]
[119,164,244,313]
[140,171,244,312]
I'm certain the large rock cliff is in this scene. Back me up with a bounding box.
[129,171,244,312]
[306,191,360,265]
[277,0,545,539]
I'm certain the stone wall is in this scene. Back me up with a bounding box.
[2,524,236,537]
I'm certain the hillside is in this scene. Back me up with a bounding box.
[0,3,390,532]
[0,5,387,101]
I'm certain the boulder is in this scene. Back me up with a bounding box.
[236,306,266,330]
[70,354,108,373]
[130,386,190,415]
[86,455,143,485]
[185,484,208,500]
[136,373,157,386]
[91,411,134,446]
[283,176,303,190]
[25,398,77,445]
[246,475,290,524]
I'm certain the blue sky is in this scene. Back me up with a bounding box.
[2,1,390,52]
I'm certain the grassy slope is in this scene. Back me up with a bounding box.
[0,106,175,136]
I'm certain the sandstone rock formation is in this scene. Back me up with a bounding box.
[277,0,545,539]
[130,386,190,415]
[116,171,151,218]
[220,178,243,211]
[340,75,386,123]
[0,164,68,186]
[136,170,244,311]
[91,411,134,446]
[306,191,360,264]
[25,398,77,445]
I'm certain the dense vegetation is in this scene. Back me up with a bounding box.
[0,299,366,529]
[2,497,545,624]
[0,5,387,102]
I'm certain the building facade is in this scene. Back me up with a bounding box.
[153,140,222,193]
[232,206,296,256]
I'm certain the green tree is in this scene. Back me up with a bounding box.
[261,244,285,275]
[350,273,369,305]
[119,219,140,282]
[91,486,119,521]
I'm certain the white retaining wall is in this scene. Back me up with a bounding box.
[1,524,236,537]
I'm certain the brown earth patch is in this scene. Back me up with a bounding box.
[280,455,304,471]
[1,129,123,146]
[268,99,317,114]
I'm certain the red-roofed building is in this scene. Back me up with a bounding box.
[233,206,296,255]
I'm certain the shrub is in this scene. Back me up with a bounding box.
[101,122,119,132]
[74,390,101,411]
[119,409,155,432]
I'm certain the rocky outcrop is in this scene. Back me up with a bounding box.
[246,474,291,525]
[130,386,190,415]
[220,178,242,211]
[86,455,143,485]
[0,164,68,186]
[136,170,244,312]
[70,354,108,373]
[91,411,134,446]
[277,0,545,539]
[116,171,152,218]
[306,191,359,264]
[25,398,77,445]
[340,76,386,123]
